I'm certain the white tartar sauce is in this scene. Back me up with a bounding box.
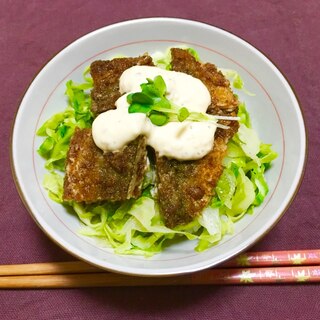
[92,66,216,160]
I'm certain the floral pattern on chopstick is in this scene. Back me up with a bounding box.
[224,250,320,268]
[214,266,319,284]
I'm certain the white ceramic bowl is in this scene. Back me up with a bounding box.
[11,18,306,276]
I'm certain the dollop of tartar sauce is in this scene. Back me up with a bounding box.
[92,66,216,160]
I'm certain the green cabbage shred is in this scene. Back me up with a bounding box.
[37,49,277,256]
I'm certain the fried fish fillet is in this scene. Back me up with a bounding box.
[63,128,147,203]
[63,55,154,203]
[90,55,154,115]
[169,48,238,115]
[156,48,239,228]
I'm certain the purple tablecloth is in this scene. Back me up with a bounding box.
[1,0,319,318]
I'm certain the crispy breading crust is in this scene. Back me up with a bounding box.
[90,55,154,115]
[156,48,239,228]
[63,128,147,203]
[156,136,228,227]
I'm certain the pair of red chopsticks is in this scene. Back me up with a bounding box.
[0,249,319,288]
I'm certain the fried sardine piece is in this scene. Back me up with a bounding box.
[90,55,154,115]
[63,55,154,202]
[156,48,239,228]
[63,128,147,203]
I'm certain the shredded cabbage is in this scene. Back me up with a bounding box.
[37,68,93,171]
[38,48,277,255]
[219,68,256,96]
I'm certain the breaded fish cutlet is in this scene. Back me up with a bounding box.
[156,136,228,227]
[156,48,239,228]
[90,55,154,115]
[63,128,147,203]
[63,55,154,203]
